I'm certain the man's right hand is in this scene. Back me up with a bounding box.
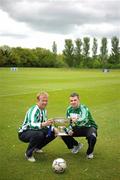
[41,119,54,127]
[71,117,78,123]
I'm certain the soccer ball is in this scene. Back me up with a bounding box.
[52,158,67,173]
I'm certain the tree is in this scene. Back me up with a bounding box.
[82,37,90,67]
[34,48,56,67]
[92,38,98,58]
[9,48,20,66]
[74,38,83,67]
[0,45,12,66]
[52,41,58,65]
[91,38,101,68]
[63,39,74,67]
[52,41,57,55]
[0,49,5,66]
[100,37,108,68]
[108,36,120,65]
[83,37,90,57]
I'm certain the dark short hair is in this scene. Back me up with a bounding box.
[70,92,79,99]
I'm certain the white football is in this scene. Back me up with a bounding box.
[52,158,67,173]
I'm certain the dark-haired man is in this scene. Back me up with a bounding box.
[62,92,98,159]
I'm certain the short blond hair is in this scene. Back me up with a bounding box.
[36,91,49,100]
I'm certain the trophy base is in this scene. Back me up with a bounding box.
[57,132,68,136]
[56,125,69,136]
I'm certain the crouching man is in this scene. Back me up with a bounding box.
[61,92,98,159]
[18,92,56,162]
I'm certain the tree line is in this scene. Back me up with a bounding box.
[0,36,120,68]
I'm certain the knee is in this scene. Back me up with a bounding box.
[18,133,28,143]
[87,132,97,142]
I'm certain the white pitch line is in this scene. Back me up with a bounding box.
[0,88,63,97]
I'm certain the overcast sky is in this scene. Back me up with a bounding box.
[0,0,119,53]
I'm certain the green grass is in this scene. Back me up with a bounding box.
[0,68,120,180]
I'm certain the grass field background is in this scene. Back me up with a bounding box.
[0,68,120,180]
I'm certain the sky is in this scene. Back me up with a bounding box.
[0,0,119,53]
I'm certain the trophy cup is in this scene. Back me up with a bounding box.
[53,117,69,136]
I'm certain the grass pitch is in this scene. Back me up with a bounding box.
[0,68,120,180]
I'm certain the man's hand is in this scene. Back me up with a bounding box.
[68,130,73,136]
[41,119,54,127]
[71,117,77,123]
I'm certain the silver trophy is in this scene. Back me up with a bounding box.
[53,117,69,136]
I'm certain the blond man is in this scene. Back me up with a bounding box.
[18,92,56,162]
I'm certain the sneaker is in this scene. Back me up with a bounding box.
[87,153,94,159]
[34,149,43,153]
[25,153,36,162]
[71,143,83,154]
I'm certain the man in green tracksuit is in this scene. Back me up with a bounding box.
[18,92,56,162]
[61,92,98,159]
